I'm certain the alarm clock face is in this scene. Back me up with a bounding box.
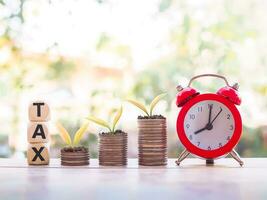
[177,93,242,159]
[183,100,234,151]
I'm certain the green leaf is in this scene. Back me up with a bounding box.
[73,122,89,146]
[126,99,149,116]
[149,93,167,116]
[112,106,123,132]
[56,122,72,146]
[86,116,111,132]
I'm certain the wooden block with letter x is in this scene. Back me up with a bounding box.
[28,101,50,122]
[27,122,49,143]
[27,143,50,165]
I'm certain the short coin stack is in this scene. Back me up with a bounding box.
[27,101,50,165]
[99,132,127,166]
[61,147,89,166]
[138,118,167,166]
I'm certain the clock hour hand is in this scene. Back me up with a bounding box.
[194,126,207,135]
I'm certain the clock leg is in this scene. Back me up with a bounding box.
[175,149,190,166]
[229,149,244,166]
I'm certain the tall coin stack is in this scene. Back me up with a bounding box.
[99,132,127,166]
[138,118,167,166]
[27,101,50,165]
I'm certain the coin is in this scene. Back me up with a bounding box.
[61,162,89,166]
[138,139,167,143]
[99,162,127,166]
[139,150,166,153]
[139,162,167,166]
[138,119,166,123]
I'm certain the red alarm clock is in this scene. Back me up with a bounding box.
[175,74,243,166]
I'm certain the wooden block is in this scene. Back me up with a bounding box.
[27,122,49,143]
[27,143,50,165]
[28,101,50,122]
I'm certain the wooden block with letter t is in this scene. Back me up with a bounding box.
[27,143,50,165]
[27,122,49,143]
[28,101,50,122]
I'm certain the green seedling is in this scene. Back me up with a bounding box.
[56,122,89,147]
[127,93,167,116]
[86,106,123,134]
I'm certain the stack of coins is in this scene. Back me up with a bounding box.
[61,147,89,166]
[138,118,167,166]
[27,101,50,165]
[99,132,127,166]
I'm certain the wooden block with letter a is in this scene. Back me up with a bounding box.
[28,101,50,122]
[27,143,50,165]
[27,122,49,143]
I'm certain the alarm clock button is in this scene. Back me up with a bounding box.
[217,86,241,105]
[176,87,199,107]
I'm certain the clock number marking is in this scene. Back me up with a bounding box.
[189,114,195,120]
[219,143,222,148]
[208,146,211,150]
[189,135,193,140]
[197,142,200,147]
[227,136,231,141]
[197,107,203,112]
[227,114,230,120]
[186,124,190,129]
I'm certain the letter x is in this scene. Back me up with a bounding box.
[32,147,45,161]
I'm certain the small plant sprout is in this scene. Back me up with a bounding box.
[127,93,167,116]
[86,105,123,133]
[56,122,89,147]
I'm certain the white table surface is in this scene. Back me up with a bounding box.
[0,158,267,200]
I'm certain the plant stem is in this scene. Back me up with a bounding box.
[143,110,149,116]
[149,110,152,116]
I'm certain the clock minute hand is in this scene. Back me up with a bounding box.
[210,107,223,125]
[208,104,213,124]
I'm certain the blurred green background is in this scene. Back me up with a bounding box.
[0,0,267,158]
